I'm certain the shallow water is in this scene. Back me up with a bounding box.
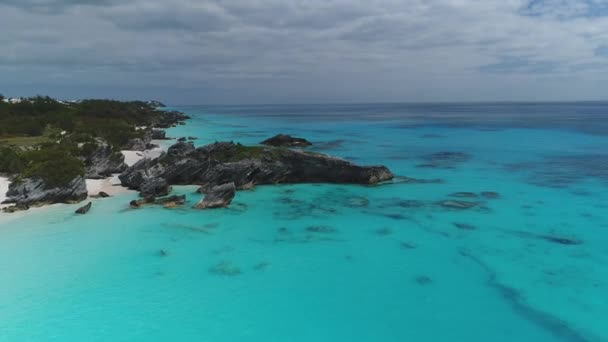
[1,103,607,341]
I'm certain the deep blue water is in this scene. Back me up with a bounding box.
[1,103,607,341]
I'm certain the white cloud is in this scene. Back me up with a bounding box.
[1,0,608,103]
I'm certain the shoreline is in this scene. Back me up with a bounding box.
[1,139,173,218]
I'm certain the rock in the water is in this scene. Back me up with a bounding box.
[130,199,142,208]
[439,200,479,209]
[2,203,29,213]
[98,191,110,198]
[155,194,186,208]
[188,136,198,141]
[195,182,236,209]
[120,141,393,197]
[140,178,171,198]
[177,137,187,142]
[261,134,312,147]
[80,141,128,179]
[75,202,92,214]
[4,176,87,206]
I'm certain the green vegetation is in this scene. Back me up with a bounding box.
[0,97,169,146]
[212,144,289,163]
[0,96,176,187]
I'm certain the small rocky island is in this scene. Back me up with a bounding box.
[261,134,312,148]
[119,140,394,205]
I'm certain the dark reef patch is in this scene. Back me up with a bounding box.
[415,275,433,285]
[400,241,417,249]
[511,231,583,246]
[481,191,501,199]
[417,151,471,169]
[453,222,477,230]
[375,227,393,236]
[448,192,479,198]
[460,249,589,342]
[420,134,445,139]
[507,154,608,188]
[209,261,242,276]
[439,200,479,210]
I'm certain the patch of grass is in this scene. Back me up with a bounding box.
[0,135,52,147]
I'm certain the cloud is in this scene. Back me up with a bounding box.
[0,0,118,12]
[1,0,608,103]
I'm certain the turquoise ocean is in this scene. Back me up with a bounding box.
[1,103,607,341]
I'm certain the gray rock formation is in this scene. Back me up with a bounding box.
[75,202,92,214]
[261,134,312,147]
[130,194,186,208]
[151,129,168,140]
[194,182,236,209]
[140,178,171,198]
[119,141,393,198]
[81,142,128,179]
[3,176,87,207]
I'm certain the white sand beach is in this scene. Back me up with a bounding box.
[121,142,164,166]
[0,176,10,209]
[85,174,131,197]
[1,141,169,218]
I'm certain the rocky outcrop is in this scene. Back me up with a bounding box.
[194,182,236,209]
[151,129,168,140]
[119,141,394,198]
[130,194,186,209]
[155,194,186,208]
[153,111,191,128]
[261,134,312,147]
[75,202,92,214]
[3,176,87,207]
[122,137,158,151]
[122,130,161,151]
[140,178,171,198]
[81,142,128,179]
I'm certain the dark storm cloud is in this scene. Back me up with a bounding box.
[1,0,608,104]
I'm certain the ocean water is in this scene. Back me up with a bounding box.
[1,103,608,341]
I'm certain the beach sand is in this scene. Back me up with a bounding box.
[121,143,164,167]
[0,176,10,209]
[85,175,132,197]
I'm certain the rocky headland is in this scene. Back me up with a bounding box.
[119,140,394,204]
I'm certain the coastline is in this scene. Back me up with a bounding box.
[1,139,171,217]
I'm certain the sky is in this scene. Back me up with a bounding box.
[1,0,608,104]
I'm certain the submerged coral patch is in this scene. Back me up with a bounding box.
[507,154,608,188]
[417,151,471,169]
[209,261,242,276]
